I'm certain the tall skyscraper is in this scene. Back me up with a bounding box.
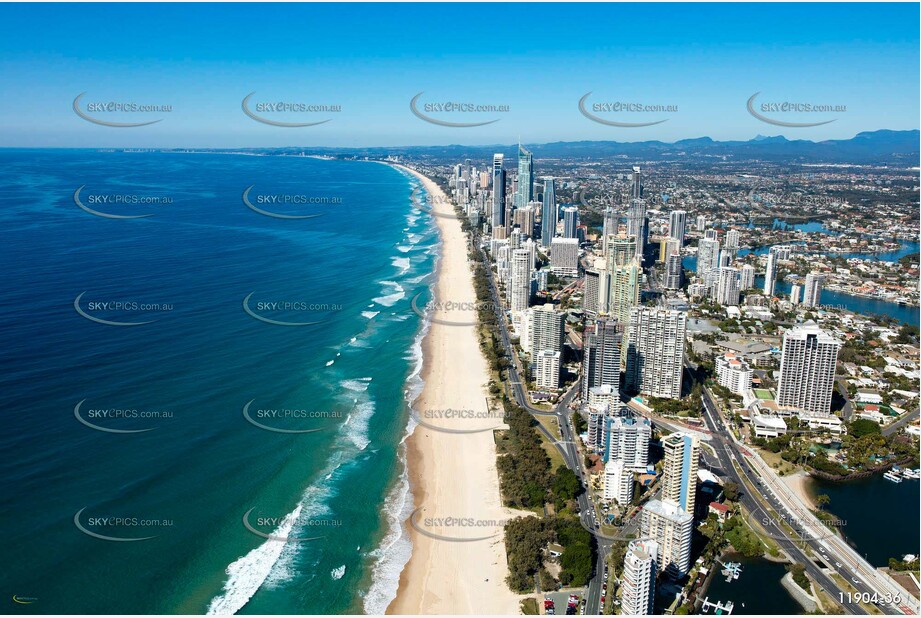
[664,252,683,290]
[540,178,556,247]
[525,304,565,357]
[584,268,600,317]
[668,210,687,243]
[715,266,740,306]
[790,283,802,305]
[740,264,756,290]
[610,257,642,325]
[492,154,506,230]
[803,272,825,308]
[534,350,561,390]
[776,322,841,415]
[581,318,622,400]
[621,539,658,615]
[550,237,580,277]
[626,199,647,259]
[562,206,579,239]
[626,307,687,399]
[603,458,633,505]
[661,432,699,514]
[641,499,694,578]
[630,166,642,199]
[509,248,532,312]
[764,250,778,297]
[696,215,707,231]
[603,415,651,469]
[602,207,618,248]
[697,238,721,284]
[515,144,533,210]
[724,229,740,263]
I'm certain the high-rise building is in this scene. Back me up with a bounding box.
[723,229,740,263]
[602,207,618,249]
[740,264,756,291]
[584,268,600,317]
[803,272,825,308]
[581,318,622,400]
[631,166,642,199]
[668,210,687,243]
[603,415,651,469]
[621,539,658,615]
[764,250,778,297]
[661,432,700,514]
[626,199,647,259]
[626,308,687,399]
[562,206,579,238]
[550,237,580,277]
[540,179,557,247]
[696,215,707,231]
[607,236,637,271]
[509,248,532,312]
[603,458,633,505]
[641,499,694,578]
[534,350,561,390]
[715,266,740,306]
[697,238,721,284]
[790,283,802,305]
[716,352,753,395]
[492,154,506,230]
[776,322,841,415]
[515,144,533,210]
[610,258,642,325]
[525,304,565,357]
[664,252,683,290]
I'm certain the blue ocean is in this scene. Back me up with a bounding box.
[0,151,435,614]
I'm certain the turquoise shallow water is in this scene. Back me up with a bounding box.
[0,151,436,614]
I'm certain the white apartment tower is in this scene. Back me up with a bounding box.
[621,539,658,615]
[776,322,842,415]
[626,308,687,399]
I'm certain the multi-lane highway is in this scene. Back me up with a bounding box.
[701,386,917,615]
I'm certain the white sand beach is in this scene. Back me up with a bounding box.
[386,166,523,615]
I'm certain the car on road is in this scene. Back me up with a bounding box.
[835,562,842,568]
[852,577,862,584]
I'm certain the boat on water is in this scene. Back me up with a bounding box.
[883,471,903,483]
[720,561,743,582]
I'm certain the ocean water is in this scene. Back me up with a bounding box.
[0,151,436,614]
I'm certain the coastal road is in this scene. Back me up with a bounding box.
[475,240,611,615]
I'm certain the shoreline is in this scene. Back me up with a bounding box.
[383,164,522,614]
[780,470,817,509]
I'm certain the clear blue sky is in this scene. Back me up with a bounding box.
[0,3,917,148]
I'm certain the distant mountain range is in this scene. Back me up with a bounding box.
[268,129,919,165]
